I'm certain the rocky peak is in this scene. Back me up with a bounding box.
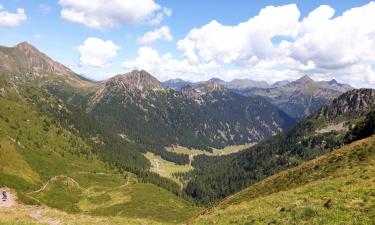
[181,85,200,99]
[15,41,38,52]
[197,81,225,92]
[294,75,314,84]
[107,70,164,92]
[1,41,73,75]
[319,89,375,118]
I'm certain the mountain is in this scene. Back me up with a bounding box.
[182,88,374,205]
[271,79,290,88]
[192,135,375,224]
[162,78,197,90]
[241,75,353,120]
[163,78,270,91]
[0,42,91,87]
[222,79,270,90]
[0,73,199,224]
[86,70,295,156]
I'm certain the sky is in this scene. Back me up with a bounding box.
[0,0,375,87]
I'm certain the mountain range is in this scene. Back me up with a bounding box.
[163,75,352,121]
[0,42,373,225]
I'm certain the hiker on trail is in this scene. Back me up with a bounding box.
[2,191,7,201]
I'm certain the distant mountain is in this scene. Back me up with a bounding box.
[0,42,90,87]
[223,79,270,90]
[163,77,270,91]
[86,70,295,153]
[241,75,353,120]
[162,78,197,90]
[271,80,290,88]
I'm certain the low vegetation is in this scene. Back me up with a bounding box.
[192,136,375,224]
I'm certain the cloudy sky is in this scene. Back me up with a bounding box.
[0,0,374,87]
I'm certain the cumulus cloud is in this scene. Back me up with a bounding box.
[120,2,375,87]
[78,37,121,68]
[122,47,217,81]
[0,5,27,27]
[149,7,172,25]
[59,0,171,30]
[177,4,300,64]
[137,26,173,45]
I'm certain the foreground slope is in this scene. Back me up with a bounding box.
[0,77,200,224]
[183,89,375,204]
[192,136,375,225]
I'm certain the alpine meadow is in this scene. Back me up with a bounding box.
[0,1,374,225]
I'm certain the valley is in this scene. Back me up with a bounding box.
[0,41,374,225]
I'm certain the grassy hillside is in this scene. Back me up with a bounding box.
[192,136,375,225]
[0,77,200,223]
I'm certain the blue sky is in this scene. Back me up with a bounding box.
[0,0,374,87]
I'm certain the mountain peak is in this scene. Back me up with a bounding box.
[295,75,313,84]
[328,79,339,85]
[15,41,36,50]
[0,41,85,84]
[208,78,224,83]
[109,70,163,91]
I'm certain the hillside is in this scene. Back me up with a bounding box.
[182,88,375,204]
[192,135,375,224]
[85,70,295,158]
[0,42,91,88]
[0,42,296,164]
[0,76,200,224]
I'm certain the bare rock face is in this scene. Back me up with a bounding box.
[318,89,375,118]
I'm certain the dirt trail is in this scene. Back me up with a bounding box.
[28,175,84,194]
[30,210,61,225]
[0,187,17,207]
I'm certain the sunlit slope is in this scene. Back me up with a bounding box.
[193,136,375,225]
[0,78,200,224]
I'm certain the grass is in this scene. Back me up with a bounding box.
[144,152,192,186]
[166,143,255,157]
[0,204,165,225]
[0,80,201,224]
[192,136,375,225]
[28,173,201,224]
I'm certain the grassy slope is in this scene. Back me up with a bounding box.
[192,136,375,225]
[28,173,200,224]
[166,144,255,157]
[0,80,200,224]
[144,152,192,186]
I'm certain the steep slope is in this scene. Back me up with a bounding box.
[87,71,295,155]
[192,136,375,225]
[241,75,352,120]
[0,42,91,88]
[0,76,200,223]
[182,88,375,204]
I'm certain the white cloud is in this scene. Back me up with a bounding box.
[78,37,121,68]
[149,7,172,25]
[59,0,170,30]
[120,2,375,87]
[122,47,217,81]
[137,26,173,45]
[177,4,300,64]
[0,5,27,27]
